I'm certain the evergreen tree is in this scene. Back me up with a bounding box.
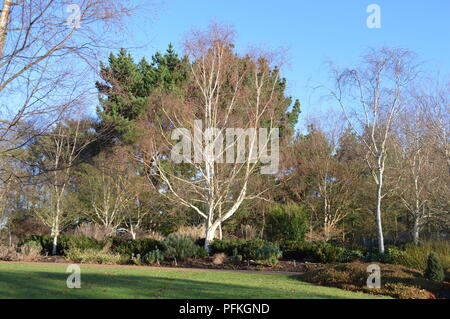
[424,252,445,282]
[95,45,189,144]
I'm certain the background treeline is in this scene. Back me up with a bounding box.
[0,29,448,260]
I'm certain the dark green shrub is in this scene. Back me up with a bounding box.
[265,203,308,243]
[364,246,407,264]
[22,234,103,255]
[240,238,266,260]
[280,241,317,261]
[195,238,206,247]
[162,234,201,261]
[255,242,282,264]
[315,243,345,263]
[424,252,445,282]
[60,235,104,253]
[210,239,244,256]
[280,241,345,263]
[110,237,163,257]
[209,238,268,260]
[341,248,365,262]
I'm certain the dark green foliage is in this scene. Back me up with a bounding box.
[280,241,317,261]
[255,242,282,263]
[280,241,347,263]
[424,252,445,282]
[22,235,103,255]
[209,239,243,257]
[109,237,163,257]
[364,246,406,264]
[341,247,365,262]
[314,243,345,263]
[239,238,267,260]
[96,45,189,144]
[162,234,202,261]
[210,238,268,260]
[265,204,308,243]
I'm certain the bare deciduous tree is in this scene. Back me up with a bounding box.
[137,25,283,250]
[327,48,419,253]
[31,115,94,254]
[0,0,137,187]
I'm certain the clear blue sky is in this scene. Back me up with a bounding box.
[121,0,450,125]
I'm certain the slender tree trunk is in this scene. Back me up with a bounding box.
[0,0,12,58]
[130,224,136,240]
[52,232,59,255]
[412,216,420,245]
[375,172,385,254]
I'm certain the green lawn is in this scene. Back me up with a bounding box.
[0,262,381,299]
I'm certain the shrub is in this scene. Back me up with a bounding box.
[240,238,266,260]
[300,262,439,299]
[73,223,113,240]
[341,248,365,262]
[162,233,201,261]
[209,238,268,260]
[65,248,126,265]
[143,249,165,265]
[315,243,345,263]
[229,248,243,264]
[424,252,445,282]
[210,239,242,256]
[0,245,19,261]
[255,242,282,265]
[281,241,344,263]
[22,234,103,255]
[20,241,42,261]
[265,203,308,243]
[394,241,450,271]
[109,237,163,257]
[212,253,227,265]
[280,241,316,261]
[131,249,165,266]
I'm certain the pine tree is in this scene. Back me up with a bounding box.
[95,45,189,145]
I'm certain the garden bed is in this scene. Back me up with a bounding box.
[297,262,447,299]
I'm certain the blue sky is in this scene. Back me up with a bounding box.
[121,0,450,125]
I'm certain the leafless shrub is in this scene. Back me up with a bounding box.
[73,223,114,240]
[212,253,227,265]
[0,245,18,261]
[19,244,41,261]
[174,225,206,240]
[238,225,258,240]
[0,244,40,261]
[144,230,165,241]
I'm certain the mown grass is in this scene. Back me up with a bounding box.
[0,262,383,299]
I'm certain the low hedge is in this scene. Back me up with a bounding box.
[22,234,103,255]
[109,237,163,257]
[210,238,267,260]
[281,241,364,263]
